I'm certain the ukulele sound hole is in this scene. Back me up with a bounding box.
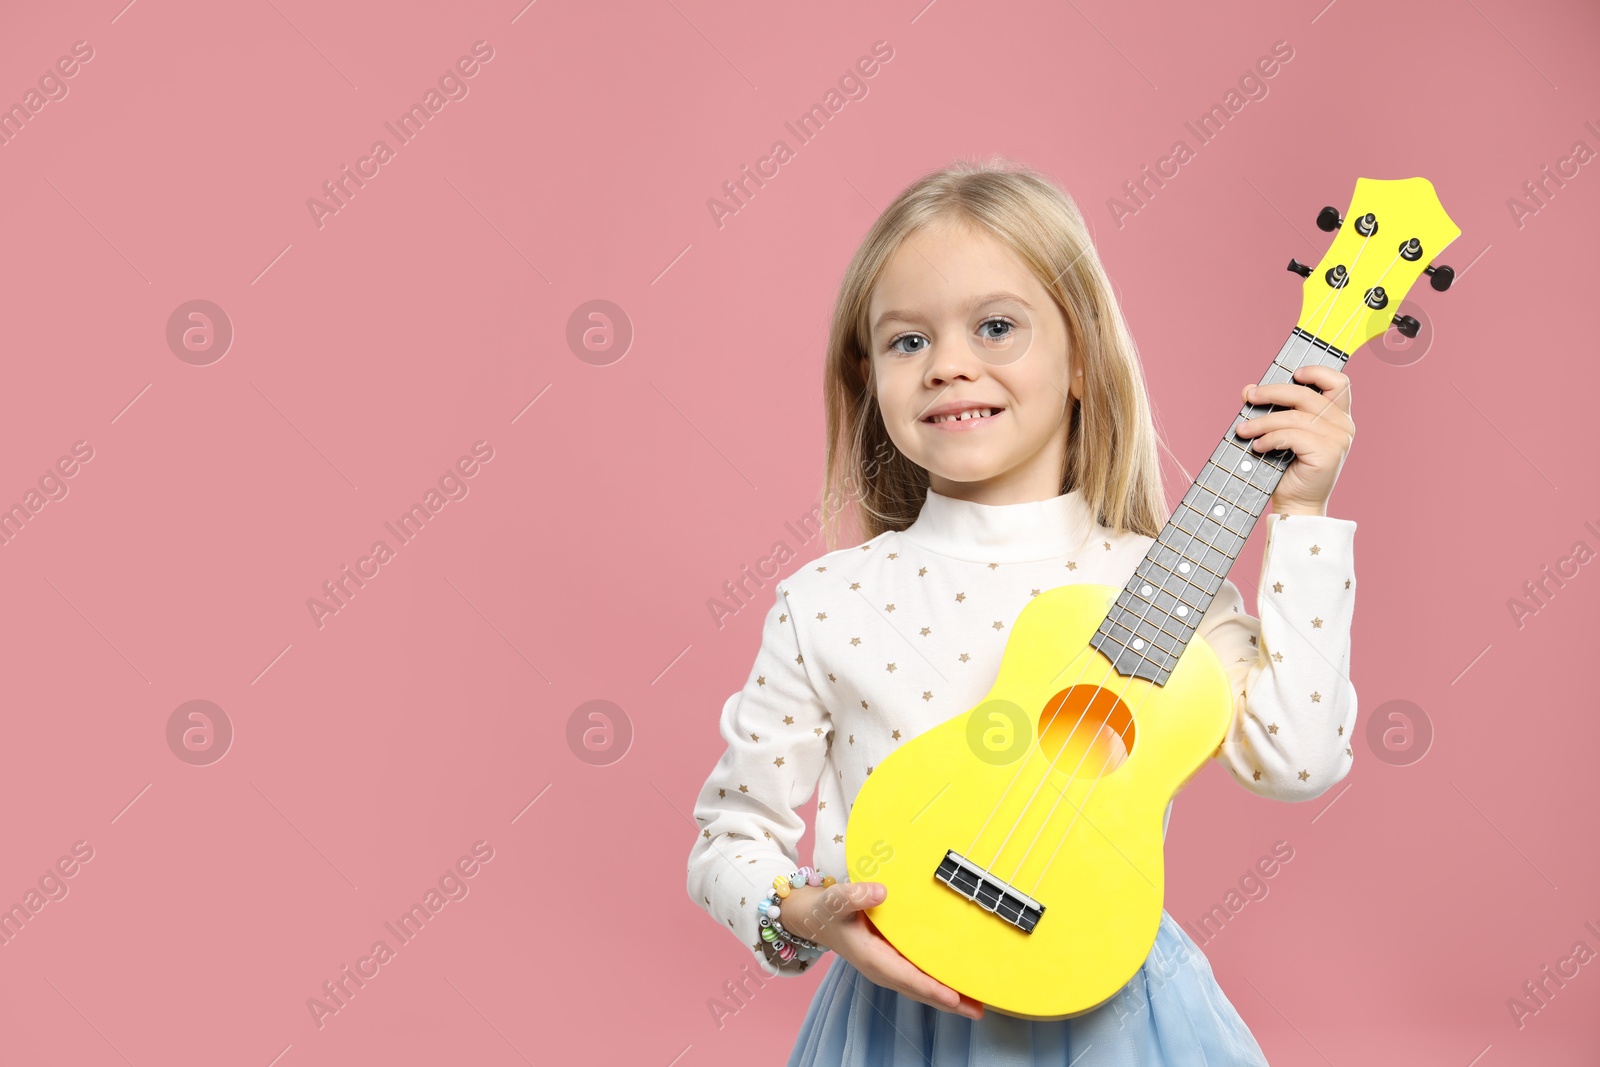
[1036,686,1135,779]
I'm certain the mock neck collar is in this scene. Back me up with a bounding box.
[898,487,1104,563]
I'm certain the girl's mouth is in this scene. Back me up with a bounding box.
[923,407,1005,430]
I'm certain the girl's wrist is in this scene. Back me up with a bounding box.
[778,883,829,944]
[761,866,833,964]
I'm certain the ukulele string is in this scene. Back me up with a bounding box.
[966,230,1386,890]
[966,302,1349,870]
[1014,237,1396,897]
[1000,426,1264,891]
[955,496,1160,857]
[1005,263,1361,870]
[961,379,1297,870]
[1005,327,1324,893]
[960,227,1388,895]
[968,383,1272,880]
[958,271,1347,863]
[1311,225,1374,342]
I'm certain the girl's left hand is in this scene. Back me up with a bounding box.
[1234,364,1354,517]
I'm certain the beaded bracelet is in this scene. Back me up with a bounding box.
[759,865,834,964]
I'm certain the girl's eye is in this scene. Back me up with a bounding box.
[887,332,928,356]
[885,318,1016,355]
[978,317,1016,341]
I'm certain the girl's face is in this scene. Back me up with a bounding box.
[862,217,1081,506]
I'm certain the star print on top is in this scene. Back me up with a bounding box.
[687,486,1357,977]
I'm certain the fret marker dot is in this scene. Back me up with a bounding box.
[1132,639,1145,650]
[1176,605,1189,617]
[1240,460,1253,471]
[1140,584,1153,596]
[1211,505,1226,518]
[1179,562,1191,574]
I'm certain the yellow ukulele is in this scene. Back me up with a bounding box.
[844,176,1460,1020]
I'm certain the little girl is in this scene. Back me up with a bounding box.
[687,158,1358,1065]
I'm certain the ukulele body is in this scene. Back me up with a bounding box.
[844,580,1232,1020]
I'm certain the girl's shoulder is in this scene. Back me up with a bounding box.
[772,530,897,601]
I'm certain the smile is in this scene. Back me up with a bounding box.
[923,407,1005,430]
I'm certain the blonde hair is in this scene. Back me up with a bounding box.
[819,156,1169,551]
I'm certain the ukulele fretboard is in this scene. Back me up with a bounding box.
[1087,328,1348,685]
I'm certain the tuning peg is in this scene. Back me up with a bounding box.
[1425,264,1454,291]
[1287,258,1313,278]
[1316,206,1343,232]
[1392,313,1420,338]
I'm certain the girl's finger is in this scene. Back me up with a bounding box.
[1242,410,1354,454]
[887,973,978,1020]
[872,945,960,1005]
[1244,427,1303,455]
[1286,363,1352,407]
[875,966,963,1015]
[853,934,983,1019]
[847,896,984,1019]
[855,930,965,1009]
[1237,406,1349,443]
[1241,380,1348,423]
[833,881,886,915]
[1245,427,1343,461]
[1295,365,1353,414]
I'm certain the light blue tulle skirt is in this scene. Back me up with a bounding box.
[786,911,1269,1066]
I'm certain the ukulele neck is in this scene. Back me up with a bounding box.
[1087,327,1350,685]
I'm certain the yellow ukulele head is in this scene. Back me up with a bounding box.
[1293,177,1461,354]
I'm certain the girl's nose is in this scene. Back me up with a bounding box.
[923,339,984,386]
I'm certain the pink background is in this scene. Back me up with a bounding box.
[0,0,1595,1063]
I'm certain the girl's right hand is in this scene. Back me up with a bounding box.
[781,881,985,1021]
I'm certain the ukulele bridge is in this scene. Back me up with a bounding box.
[934,850,1046,934]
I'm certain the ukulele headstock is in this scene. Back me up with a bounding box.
[1293,176,1461,354]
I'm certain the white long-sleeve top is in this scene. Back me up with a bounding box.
[687,487,1357,976]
